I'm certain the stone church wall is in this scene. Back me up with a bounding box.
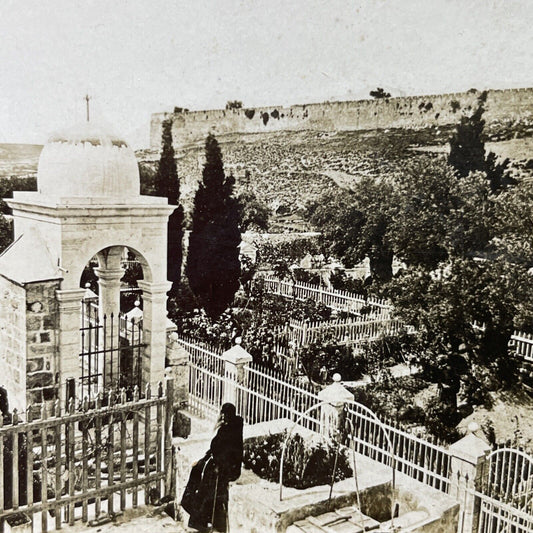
[150,88,533,149]
[0,275,27,412]
[0,276,60,414]
[25,280,61,410]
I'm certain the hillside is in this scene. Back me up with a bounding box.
[141,123,533,231]
[0,143,42,179]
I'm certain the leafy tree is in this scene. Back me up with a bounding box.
[256,237,321,280]
[389,161,494,270]
[0,176,37,214]
[226,100,243,110]
[369,87,391,99]
[186,134,241,319]
[0,215,13,254]
[154,119,184,295]
[448,91,513,192]
[307,178,395,284]
[388,258,533,414]
[237,190,270,232]
[491,179,533,277]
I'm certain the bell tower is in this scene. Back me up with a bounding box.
[0,121,175,411]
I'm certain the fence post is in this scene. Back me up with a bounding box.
[166,333,189,409]
[448,423,491,533]
[317,374,354,439]
[221,340,253,411]
[164,377,175,500]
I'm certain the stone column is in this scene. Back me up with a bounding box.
[221,341,253,409]
[137,280,172,392]
[56,288,86,405]
[93,267,123,320]
[94,266,123,388]
[317,373,354,439]
[448,423,491,533]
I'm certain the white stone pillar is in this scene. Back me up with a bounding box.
[166,332,189,408]
[317,374,354,439]
[94,267,123,320]
[56,288,86,404]
[138,280,172,391]
[94,266,124,389]
[448,424,491,533]
[221,342,253,410]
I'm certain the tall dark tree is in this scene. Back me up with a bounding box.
[448,91,513,192]
[448,92,487,177]
[186,134,241,319]
[155,119,184,295]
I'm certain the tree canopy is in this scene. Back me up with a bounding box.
[448,91,513,192]
[186,134,241,319]
[155,119,184,295]
[389,258,533,412]
[307,177,395,283]
[0,216,13,255]
[306,145,528,428]
[237,190,270,232]
[369,87,391,99]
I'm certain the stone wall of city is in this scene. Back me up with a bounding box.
[150,87,533,149]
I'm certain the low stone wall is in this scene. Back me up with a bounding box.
[230,472,390,533]
[173,417,458,533]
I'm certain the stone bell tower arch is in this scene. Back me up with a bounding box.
[0,121,175,411]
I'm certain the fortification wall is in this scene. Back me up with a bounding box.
[150,88,533,149]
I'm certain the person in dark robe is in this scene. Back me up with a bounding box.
[181,403,244,532]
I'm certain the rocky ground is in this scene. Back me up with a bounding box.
[139,123,533,232]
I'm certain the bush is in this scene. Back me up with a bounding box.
[423,399,463,443]
[243,431,352,489]
[299,338,365,383]
[329,270,368,296]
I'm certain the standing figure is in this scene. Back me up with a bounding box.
[181,403,244,532]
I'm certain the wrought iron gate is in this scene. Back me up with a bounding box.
[80,302,145,400]
[476,447,533,533]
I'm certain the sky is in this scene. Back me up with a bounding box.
[0,0,532,148]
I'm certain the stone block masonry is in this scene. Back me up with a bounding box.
[150,87,533,149]
[0,275,27,412]
[0,275,60,413]
[25,280,61,409]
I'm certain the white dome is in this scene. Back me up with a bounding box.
[37,122,140,198]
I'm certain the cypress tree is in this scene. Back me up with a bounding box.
[448,91,487,177]
[186,134,241,319]
[155,118,184,295]
[449,91,513,192]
